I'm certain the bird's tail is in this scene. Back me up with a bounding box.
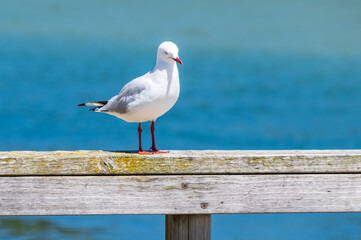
[77,100,108,112]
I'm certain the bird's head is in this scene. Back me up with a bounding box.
[157,41,183,65]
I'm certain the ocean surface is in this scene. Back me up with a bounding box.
[1,0,361,239]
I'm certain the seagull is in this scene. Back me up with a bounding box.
[78,41,183,154]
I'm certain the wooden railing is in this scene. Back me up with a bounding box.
[1,150,361,239]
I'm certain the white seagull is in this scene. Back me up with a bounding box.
[78,41,183,154]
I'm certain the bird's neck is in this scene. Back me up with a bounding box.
[154,59,176,72]
[152,59,179,84]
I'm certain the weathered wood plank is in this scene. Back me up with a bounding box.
[1,150,361,175]
[166,215,211,240]
[1,174,361,215]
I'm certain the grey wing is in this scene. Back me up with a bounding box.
[99,79,147,114]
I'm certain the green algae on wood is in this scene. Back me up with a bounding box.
[1,150,361,176]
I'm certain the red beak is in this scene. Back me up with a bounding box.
[173,57,183,65]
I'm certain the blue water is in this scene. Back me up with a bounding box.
[1,0,361,239]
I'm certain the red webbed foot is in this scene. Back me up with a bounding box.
[151,148,169,154]
[138,150,152,155]
[153,150,169,154]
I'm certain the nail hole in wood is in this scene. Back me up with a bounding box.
[201,202,208,209]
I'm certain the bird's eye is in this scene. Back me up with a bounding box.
[164,51,168,55]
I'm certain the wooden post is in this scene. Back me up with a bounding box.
[166,215,211,240]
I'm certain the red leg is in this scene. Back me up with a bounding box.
[150,121,169,154]
[138,122,151,155]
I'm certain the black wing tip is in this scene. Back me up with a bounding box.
[78,100,108,107]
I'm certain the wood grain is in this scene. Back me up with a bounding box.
[1,150,361,175]
[166,215,211,240]
[1,174,361,216]
[166,215,189,240]
[188,215,211,240]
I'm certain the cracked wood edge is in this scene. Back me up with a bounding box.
[1,150,361,175]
